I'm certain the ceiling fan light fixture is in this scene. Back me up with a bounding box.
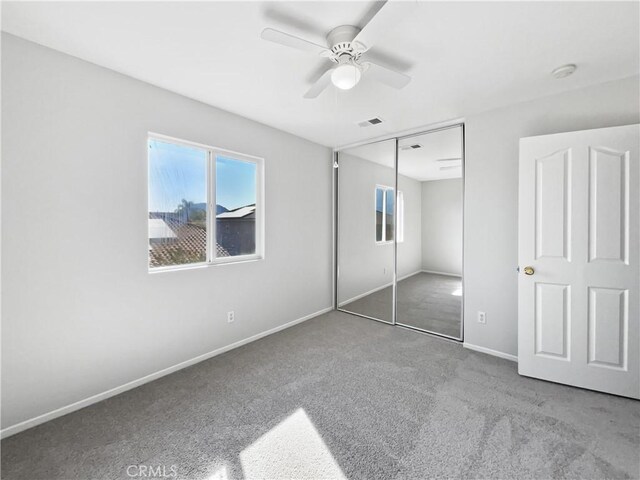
[331,63,362,90]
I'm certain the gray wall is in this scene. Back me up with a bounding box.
[338,153,422,304]
[421,179,463,276]
[1,35,333,430]
[397,175,422,282]
[464,75,640,357]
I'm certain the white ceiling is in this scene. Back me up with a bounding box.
[398,126,462,181]
[343,139,396,168]
[342,125,462,181]
[3,1,639,148]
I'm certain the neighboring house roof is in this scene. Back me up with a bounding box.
[148,217,229,268]
[148,218,177,240]
[217,205,256,219]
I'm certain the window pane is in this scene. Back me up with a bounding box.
[148,139,207,268]
[376,187,384,242]
[385,189,394,242]
[216,156,257,257]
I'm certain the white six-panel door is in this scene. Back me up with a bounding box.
[518,124,639,399]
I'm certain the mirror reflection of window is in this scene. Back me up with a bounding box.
[375,187,385,242]
[385,189,394,242]
[397,191,404,243]
[375,186,395,243]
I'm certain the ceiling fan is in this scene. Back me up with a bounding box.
[260,1,412,98]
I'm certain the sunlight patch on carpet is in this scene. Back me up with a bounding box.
[240,408,346,480]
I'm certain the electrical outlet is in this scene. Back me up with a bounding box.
[227,311,235,323]
[478,311,486,324]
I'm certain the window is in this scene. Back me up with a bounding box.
[375,185,394,243]
[216,156,258,258]
[148,134,263,270]
[375,186,404,244]
[397,191,405,243]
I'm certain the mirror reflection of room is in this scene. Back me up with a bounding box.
[397,126,463,338]
[337,139,395,323]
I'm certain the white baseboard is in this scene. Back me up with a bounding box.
[339,282,391,307]
[338,270,422,307]
[463,342,518,362]
[421,269,462,278]
[0,306,333,440]
[399,270,423,282]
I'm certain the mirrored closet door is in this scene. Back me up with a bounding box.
[396,126,463,339]
[336,125,464,340]
[337,139,396,324]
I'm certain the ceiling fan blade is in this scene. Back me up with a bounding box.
[364,62,411,89]
[303,68,334,99]
[352,0,416,53]
[261,28,330,56]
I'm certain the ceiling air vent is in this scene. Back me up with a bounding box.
[400,144,422,151]
[357,117,383,127]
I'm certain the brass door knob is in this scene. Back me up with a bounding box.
[523,266,535,276]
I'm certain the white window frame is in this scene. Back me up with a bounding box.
[397,190,405,243]
[375,185,404,245]
[148,133,265,272]
[375,185,394,245]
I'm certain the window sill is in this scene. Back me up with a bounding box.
[211,254,263,266]
[149,255,264,274]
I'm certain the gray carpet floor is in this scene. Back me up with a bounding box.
[2,311,638,480]
[342,273,462,338]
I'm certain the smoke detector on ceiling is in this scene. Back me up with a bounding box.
[552,64,577,79]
